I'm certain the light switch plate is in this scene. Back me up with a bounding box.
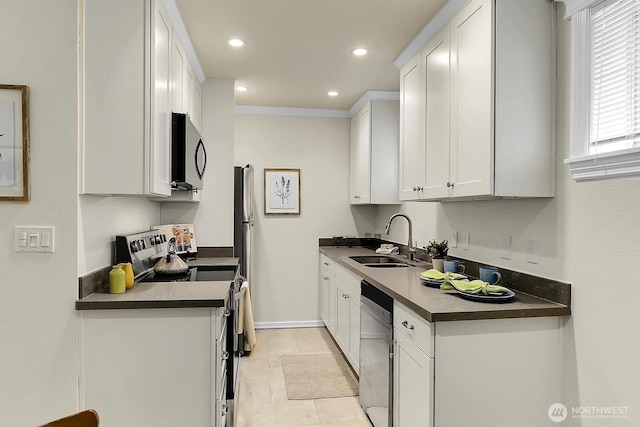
[527,239,539,264]
[499,234,511,260]
[14,226,55,253]
[462,232,470,250]
[450,231,458,248]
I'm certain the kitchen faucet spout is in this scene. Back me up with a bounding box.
[384,213,415,261]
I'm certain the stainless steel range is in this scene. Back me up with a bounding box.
[115,230,242,427]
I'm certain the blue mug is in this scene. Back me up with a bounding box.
[479,266,502,284]
[444,260,466,274]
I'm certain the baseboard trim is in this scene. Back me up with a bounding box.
[254,320,325,330]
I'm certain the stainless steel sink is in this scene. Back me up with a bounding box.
[350,255,411,268]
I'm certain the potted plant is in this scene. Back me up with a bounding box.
[426,239,448,272]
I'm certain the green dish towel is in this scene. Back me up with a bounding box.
[441,279,511,295]
[421,269,466,280]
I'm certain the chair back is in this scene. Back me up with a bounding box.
[39,409,99,427]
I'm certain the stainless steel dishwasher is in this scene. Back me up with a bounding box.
[359,280,393,427]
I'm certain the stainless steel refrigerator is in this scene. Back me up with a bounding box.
[234,164,254,291]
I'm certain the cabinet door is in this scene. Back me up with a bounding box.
[450,0,493,197]
[328,275,338,335]
[149,0,172,196]
[320,271,330,325]
[423,26,451,200]
[80,309,213,425]
[336,282,351,353]
[393,332,434,427]
[192,79,202,132]
[399,53,424,200]
[350,105,371,204]
[348,294,360,374]
[171,31,185,114]
[183,65,194,120]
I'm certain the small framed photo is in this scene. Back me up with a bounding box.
[264,168,300,215]
[0,84,30,202]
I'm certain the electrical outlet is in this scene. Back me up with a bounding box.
[499,234,511,260]
[527,239,539,264]
[451,231,458,248]
[462,232,470,250]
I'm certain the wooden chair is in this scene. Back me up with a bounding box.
[39,409,99,427]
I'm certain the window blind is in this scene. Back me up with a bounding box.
[590,0,640,154]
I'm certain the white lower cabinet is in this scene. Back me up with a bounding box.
[319,253,360,373]
[393,300,434,427]
[80,307,228,426]
[393,332,434,427]
[393,300,562,427]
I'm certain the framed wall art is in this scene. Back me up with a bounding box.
[0,84,30,202]
[264,168,300,215]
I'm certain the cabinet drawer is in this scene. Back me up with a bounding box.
[320,253,336,276]
[394,301,434,357]
[334,264,361,296]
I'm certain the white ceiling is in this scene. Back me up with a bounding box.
[174,0,447,110]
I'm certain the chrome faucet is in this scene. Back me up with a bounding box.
[384,213,415,261]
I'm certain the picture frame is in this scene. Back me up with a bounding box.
[0,84,30,202]
[264,168,301,215]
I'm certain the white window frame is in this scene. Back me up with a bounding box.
[562,0,640,181]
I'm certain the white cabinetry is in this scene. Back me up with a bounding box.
[399,0,555,201]
[81,0,171,196]
[399,54,424,201]
[171,31,202,132]
[81,0,202,196]
[393,301,434,427]
[319,253,360,373]
[80,307,228,426]
[393,300,562,427]
[350,101,400,205]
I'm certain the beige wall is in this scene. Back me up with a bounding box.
[234,114,366,325]
[0,1,79,425]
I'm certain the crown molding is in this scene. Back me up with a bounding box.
[349,90,400,116]
[393,0,469,69]
[235,105,351,118]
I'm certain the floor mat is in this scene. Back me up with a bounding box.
[281,353,358,400]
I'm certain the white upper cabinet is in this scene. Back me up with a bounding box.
[81,0,202,196]
[399,54,424,201]
[399,0,556,201]
[423,25,451,200]
[350,100,400,205]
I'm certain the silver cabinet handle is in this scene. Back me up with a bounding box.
[221,404,228,416]
[413,186,424,191]
[402,320,414,330]
[221,351,229,360]
[447,182,455,188]
[224,310,231,318]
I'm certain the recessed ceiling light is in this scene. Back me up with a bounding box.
[327,91,339,97]
[236,86,248,92]
[352,48,368,56]
[228,39,245,47]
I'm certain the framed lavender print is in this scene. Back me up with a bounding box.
[0,85,30,202]
[264,168,300,215]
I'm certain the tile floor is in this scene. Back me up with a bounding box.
[235,327,372,427]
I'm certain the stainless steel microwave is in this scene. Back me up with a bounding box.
[171,113,207,190]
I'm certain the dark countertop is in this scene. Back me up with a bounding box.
[320,247,571,322]
[76,257,238,310]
